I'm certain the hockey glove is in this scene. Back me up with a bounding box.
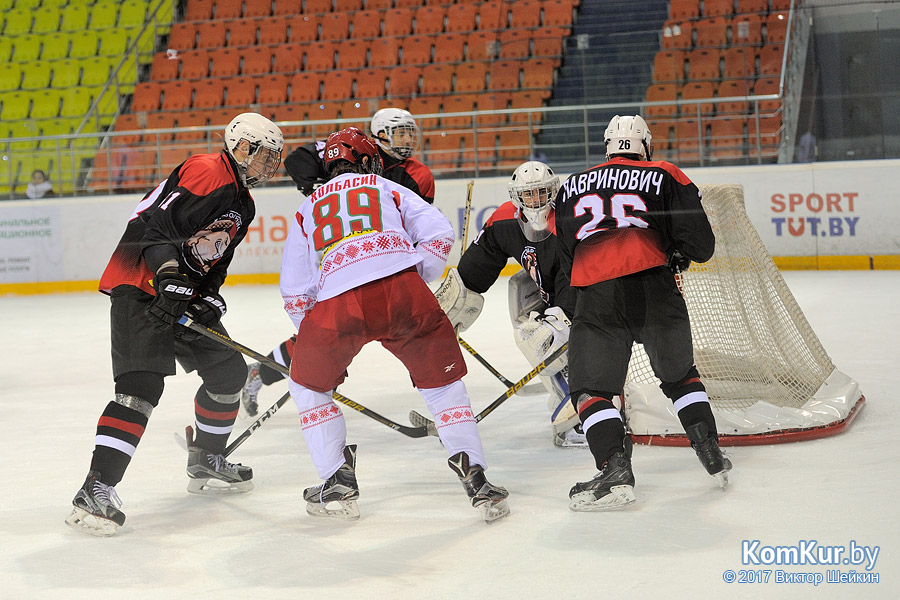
[184,292,227,328]
[666,247,692,274]
[433,268,484,333]
[146,266,194,330]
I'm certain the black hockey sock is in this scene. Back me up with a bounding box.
[193,387,239,453]
[676,401,718,441]
[577,395,627,470]
[90,401,150,486]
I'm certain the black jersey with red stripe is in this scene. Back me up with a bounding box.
[98,151,254,297]
[554,157,715,286]
[283,141,435,203]
[458,201,575,317]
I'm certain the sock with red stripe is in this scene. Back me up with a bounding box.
[90,400,149,486]
[661,367,718,438]
[193,386,239,453]
[576,393,627,470]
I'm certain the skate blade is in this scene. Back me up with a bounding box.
[568,485,636,512]
[553,434,589,448]
[714,471,730,489]
[478,499,510,523]
[187,477,254,495]
[65,507,119,537]
[306,499,360,521]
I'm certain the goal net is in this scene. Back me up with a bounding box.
[624,184,865,446]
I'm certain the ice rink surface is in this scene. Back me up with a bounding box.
[2,271,898,599]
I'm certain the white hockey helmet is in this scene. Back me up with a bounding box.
[508,161,560,242]
[370,107,419,160]
[605,114,653,161]
[224,112,284,187]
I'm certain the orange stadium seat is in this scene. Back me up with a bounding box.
[336,40,367,69]
[243,0,271,18]
[305,42,336,71]
[680,81,716,116]
[460,131,499,171]
[477,1,507,30]
[686,48,721,81]
[369,38,401,67]
[645,83,677,118]
[455,63,487,93]
[272,0,302,15]
[258,17,287,44]
[669,0,700,20]
[224,76,258,107]
[365,0,393,9]
[307,103,341,135]
[770,0,793,11]
[196,22,227,50]
[180,49,210,79]
[290,72,322,103]
[707,115,746,160]
[414,6,445,35]
[160,81,193,110]
[752,77,781,112]
[150,53,180,81]
[489,61,521,91]
[168,23,196,51]
[242,46,272,75]
[174,110,209,142]
[388,67,421,97]
[321,71,353,100]
[356,68,389,99]
[522,59,555,91]
[674,118,703,162]
[131,82,162,112]
[509,90,543,125]
[305,0,332,13]
[320,13,350,41]
[287,15,318,43]
[433,33,465,63]
[407,96,442,128]
[186,0,214,21]
[425,133,462,171]
[442,94,477,127]
[350,10,383,40]
[653,50,685,84]
[732,14,763,46]
[703,0,733,17]
[509,1,542,28]
[445,4,476,33]
[339,100,369,129]
[209,48,242,78]
[145,112,176,143]
[226,19,258,47]
[257,74,289,105]
[695,17,729,47]
[723,46,754,80]
[421,64,453,95]
[400,37,432,65]
[497,130,532,166]
[215,0,243,20]
[736,0,768,13]
[532,29,566,60]
[499,29,531,60]
[716,79,751,115]
[765,13,789,44]
[273,43,303,73]
[334,0,364,11]
[112,113,141,145]
[661,20,693,50]
[193,80,226,109]
[542,0,575,28]
[758,43,785,76]
[383,7,414,36]
[467,31,499,61]
[478,91,511,125]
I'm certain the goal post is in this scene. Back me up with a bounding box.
[624,184,865,446]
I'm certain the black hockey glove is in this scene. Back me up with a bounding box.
[666,248,692,274]
[184,292,227,328]
[146,266,194,330]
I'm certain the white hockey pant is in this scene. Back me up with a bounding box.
[288,379,348,480]
[419,380,487,469]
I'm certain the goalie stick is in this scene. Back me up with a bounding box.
[409,342,569,437]
[457,335,545,395]
[177,317,430,438]
[460,179,474,258]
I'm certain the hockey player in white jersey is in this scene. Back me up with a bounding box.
[280,127,509,523]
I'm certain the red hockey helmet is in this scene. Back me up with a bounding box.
[323,127,382,175]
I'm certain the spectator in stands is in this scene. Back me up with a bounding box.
[26,169,54,199]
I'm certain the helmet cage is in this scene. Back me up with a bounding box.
[507,161,560,242]
[371,108,420,159]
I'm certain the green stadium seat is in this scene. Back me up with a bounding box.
[11,35,43,63]
[0,63,22,91]
[40,33,70,60]
[13,0,41,9]
[69,31,100,59]
[60,4,90,33]
[90,2,120,30]
[59,88,93,117]
[50,59,81,88]
[31,7,62,34]
[4,9,33,36]
[21,60,53,90]
[80,57,113,87]
[118,0,149,28]
[0,38,11,62]
[98,28,131,57]
[0,91,31,120]
[29,90,62,119]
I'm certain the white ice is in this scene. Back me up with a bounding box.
[2,271,898,599]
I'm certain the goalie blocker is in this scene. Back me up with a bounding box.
[434,268,484,333]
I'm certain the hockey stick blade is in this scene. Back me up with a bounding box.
[176,317,429,439]
[411,343,569,436]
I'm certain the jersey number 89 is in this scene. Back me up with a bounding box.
[312,186,383,251]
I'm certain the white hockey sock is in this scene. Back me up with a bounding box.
[289,379,347,479]
[419,380,487,469]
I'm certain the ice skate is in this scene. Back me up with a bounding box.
[569,440,636,511]
[686,422,732,489]
[241,362,262,417]
[553,423,588,448]
[186,443,254,495]
[447,452,510,523]
[303,445,360,520]
[65,470,125,537]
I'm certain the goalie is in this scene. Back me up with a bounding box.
[435,161,580,447]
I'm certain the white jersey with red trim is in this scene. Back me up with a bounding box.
[280,172,454,328]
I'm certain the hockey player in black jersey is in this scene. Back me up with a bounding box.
[434,161,582,446]
[554,115,732,511]
[241,108,436,416]
[65,113,283,536]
